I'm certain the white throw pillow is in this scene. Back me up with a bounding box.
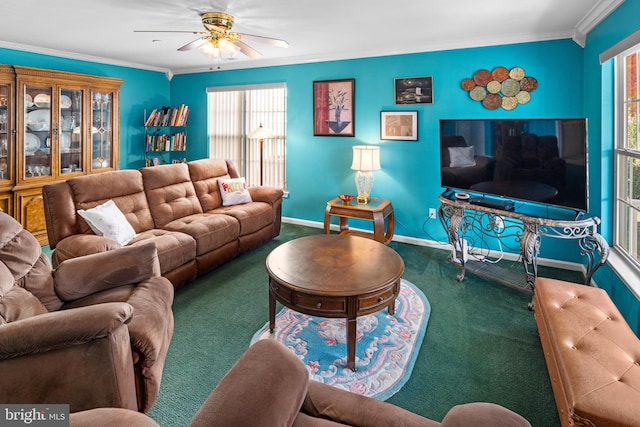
[77,199,137,245]
[448,146,477,167]
[218,177,253,206]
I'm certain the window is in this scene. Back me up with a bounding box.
[207,83,286,189]
[614,45,640,268]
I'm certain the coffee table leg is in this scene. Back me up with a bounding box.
[347,317,357,371]
[388,298,397,316]
[269,287,276,332]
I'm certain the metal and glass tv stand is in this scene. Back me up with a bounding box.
[437,193,609,309]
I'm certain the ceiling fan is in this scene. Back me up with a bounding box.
[135,12,288,60]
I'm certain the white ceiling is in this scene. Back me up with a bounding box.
[0,0,624,77]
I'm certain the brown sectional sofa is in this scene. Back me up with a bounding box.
[43,159,284,289]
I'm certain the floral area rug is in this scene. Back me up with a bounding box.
[250,279,430,400]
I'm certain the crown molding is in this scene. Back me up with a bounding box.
[573,0,625,47]
[0,40,172,75]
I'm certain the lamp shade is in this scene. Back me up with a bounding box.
[351,146,381,171]
[248,123,274,140]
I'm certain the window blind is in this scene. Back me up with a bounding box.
[207,84,286,189]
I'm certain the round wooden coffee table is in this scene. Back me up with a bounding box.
[266,234,405,371]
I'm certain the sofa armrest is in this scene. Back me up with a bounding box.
[302,380,436,427]
[0,302,138,412]
[247,186,284,205]
[42,181,80,249]
[0,302,133,357]
[441,403,531,427]
[188,340,309,427]
[70,408,160,427]
[53,243,161,302]
[124,276,175,412]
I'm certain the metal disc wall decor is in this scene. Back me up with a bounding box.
[461,66,537,110]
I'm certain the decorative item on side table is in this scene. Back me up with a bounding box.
[338,194,355,205]
[351,145,381,204]
[381,111,418,141]
[247,123,274,186]
[313,79,355,136]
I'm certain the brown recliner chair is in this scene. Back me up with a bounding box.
[71,339,531,426]
[0,212,174,413]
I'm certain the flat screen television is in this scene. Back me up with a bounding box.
[439,118,588,214]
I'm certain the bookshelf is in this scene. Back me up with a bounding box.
[144,105,189,166]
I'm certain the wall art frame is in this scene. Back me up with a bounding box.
[394,76,433,104]
[380,111,418,141]
[313,78,355,137]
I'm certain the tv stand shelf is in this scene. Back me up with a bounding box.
[437,194,609,308]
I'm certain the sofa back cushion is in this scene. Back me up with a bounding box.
[0,212,61,317]
[67,170,155,234]
[187,159,232,212]
[141,163,203,228]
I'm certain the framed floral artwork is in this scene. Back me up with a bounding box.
[313,79,355,137]
[394,76,433,104]
[380,111,418,141]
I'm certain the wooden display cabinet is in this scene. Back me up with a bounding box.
[0,65,15,215]
[6,66,123,244]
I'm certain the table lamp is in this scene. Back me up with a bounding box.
[351,145,381,204]
[248,123,274,186]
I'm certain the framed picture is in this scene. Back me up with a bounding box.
[313,79,355,136]
[380,111,418,141]
[394,76,433,104]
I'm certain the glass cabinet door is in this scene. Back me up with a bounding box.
[23,85,52,180]
[0,81,11,182]
[59,88,83,174]
[91,90,114,169]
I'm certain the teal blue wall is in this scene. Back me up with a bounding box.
[171,39,585,260]
[584,0,640,334]
[0,47,170,169]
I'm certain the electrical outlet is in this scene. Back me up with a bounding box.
[429,208,437,219]
[495,215,504,232]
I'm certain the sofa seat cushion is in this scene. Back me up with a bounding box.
[129,230,196,275]
[162,214,240,256]
[210,202,276,236]
[52,234,123,267]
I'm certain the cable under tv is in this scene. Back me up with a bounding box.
[469,197,515,211]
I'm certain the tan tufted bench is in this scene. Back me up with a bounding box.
[534,278,640,427]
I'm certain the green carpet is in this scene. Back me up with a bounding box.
[147,223,578,426]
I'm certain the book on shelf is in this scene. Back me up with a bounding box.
[144,104,190,127]
[145,132,186,152]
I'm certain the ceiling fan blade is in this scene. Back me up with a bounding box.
[233,40,262,58]
[178,37,208,51]
[238,33,289,48]
[134,30,207,34]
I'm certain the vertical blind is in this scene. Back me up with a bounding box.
[207,84,287,189]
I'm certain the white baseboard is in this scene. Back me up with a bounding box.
[281,216,585,273]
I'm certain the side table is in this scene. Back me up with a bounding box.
[323,197,394,244]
